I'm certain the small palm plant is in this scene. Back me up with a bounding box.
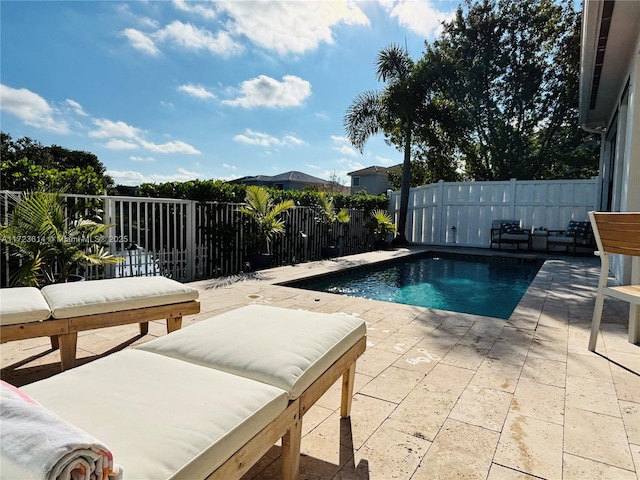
[238,186,295,256]
[315,192,350,256]
[0,191,121,286]
[369,209,397,249]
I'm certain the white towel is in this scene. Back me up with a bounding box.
[0,381,123,480]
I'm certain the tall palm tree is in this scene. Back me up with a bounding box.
[344,44,421,244]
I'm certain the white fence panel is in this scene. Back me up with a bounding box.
[390,179,597,248]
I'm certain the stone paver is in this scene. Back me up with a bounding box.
[1,247,639,479]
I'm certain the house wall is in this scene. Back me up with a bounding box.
[351,174,389,195]
[599,31,640,283]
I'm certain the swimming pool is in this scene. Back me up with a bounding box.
[284,254,542,319]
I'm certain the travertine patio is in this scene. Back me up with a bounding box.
[2,247,639,479]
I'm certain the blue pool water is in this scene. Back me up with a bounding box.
[287,255,542,319]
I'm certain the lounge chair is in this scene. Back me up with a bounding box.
[587,211,640,351]
[490,219,531,250]
[0,277,200,371]
[546,220,595,254]
[8,305,367,479]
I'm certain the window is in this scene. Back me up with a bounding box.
[353,177,360,187]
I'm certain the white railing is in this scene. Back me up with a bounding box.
[1,192,372,285]
[388,178,598,247]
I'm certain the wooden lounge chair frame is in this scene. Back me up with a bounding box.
[0,300,200,371]
[588,211,640,351]
[209,337,366,480]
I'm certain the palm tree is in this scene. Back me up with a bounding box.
[0,191,121,286]
[344,44,422,244]
[238,186,295,256]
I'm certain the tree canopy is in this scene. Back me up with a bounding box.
[0,132,114,194]
[425,0,598,180]
[373,0,599,185]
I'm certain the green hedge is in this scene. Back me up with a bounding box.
[137,180,389,213]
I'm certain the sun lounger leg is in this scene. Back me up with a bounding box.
[139,322,149,335]
[50,335,59,350]
[58,333,78,371]
[340,362,356,418]
[166,316,182,333]
[281,411,301,480]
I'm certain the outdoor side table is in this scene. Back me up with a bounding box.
[531,230,548,251]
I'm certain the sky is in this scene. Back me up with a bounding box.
[0,0,459,187]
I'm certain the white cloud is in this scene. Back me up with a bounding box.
[130,156,156,162]
[330,135,358,156]
[335,145,358,156]
[375,155,395,166]
[223,75,311,108]
[233,130,282,147]
[222,163,236,170]
[219,1,369,55]
[337,158,365,171]
[283,135,306,146]
[104,139,139,150]
[178,83,215,99]
[160,100,174,108]
[123,20,242,57]
[90,118,199,154]
[381,0,455,37]
[106,167,202,186]
[90,119,143,139]
[122,28,160,56]
[233,129,304,147]
[173,0,217,19]
[0,84,69,133]
[65,99,88,116]
[154,21,243,57]
[138,139,201,154]
[115,4,159,29]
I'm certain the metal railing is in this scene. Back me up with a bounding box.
[1,192,373,285]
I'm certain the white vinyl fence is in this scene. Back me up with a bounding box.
[388,179,597,247]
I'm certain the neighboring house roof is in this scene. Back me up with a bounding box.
[229,171,328,185]
[269,171,327,184]
[348,166,388,176]
[347,165,402,176]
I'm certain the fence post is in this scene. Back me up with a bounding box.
[103,194,116,279]
[437,180,445,245]
[186,200,196,281]
[510,178,517,220]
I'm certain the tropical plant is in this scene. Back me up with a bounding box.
[344,44,426,245]
[315,191,350,247]
[0,191,121,286]
[238,186,295,255]
[369,209,397,243]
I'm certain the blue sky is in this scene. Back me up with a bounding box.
[1,1,458,187]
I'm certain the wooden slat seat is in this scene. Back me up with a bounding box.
[588,211,640,351]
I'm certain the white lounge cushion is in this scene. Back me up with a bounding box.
[22,349,288,480]
[0,287,51,326]
[139,305,367,399]
[41,277,199,319]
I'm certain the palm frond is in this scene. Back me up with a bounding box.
[376,44,413,83]
[344,91,383,152]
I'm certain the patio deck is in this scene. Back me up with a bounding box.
[1,247,639,479]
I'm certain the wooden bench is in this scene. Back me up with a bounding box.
[0,277,200,371]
